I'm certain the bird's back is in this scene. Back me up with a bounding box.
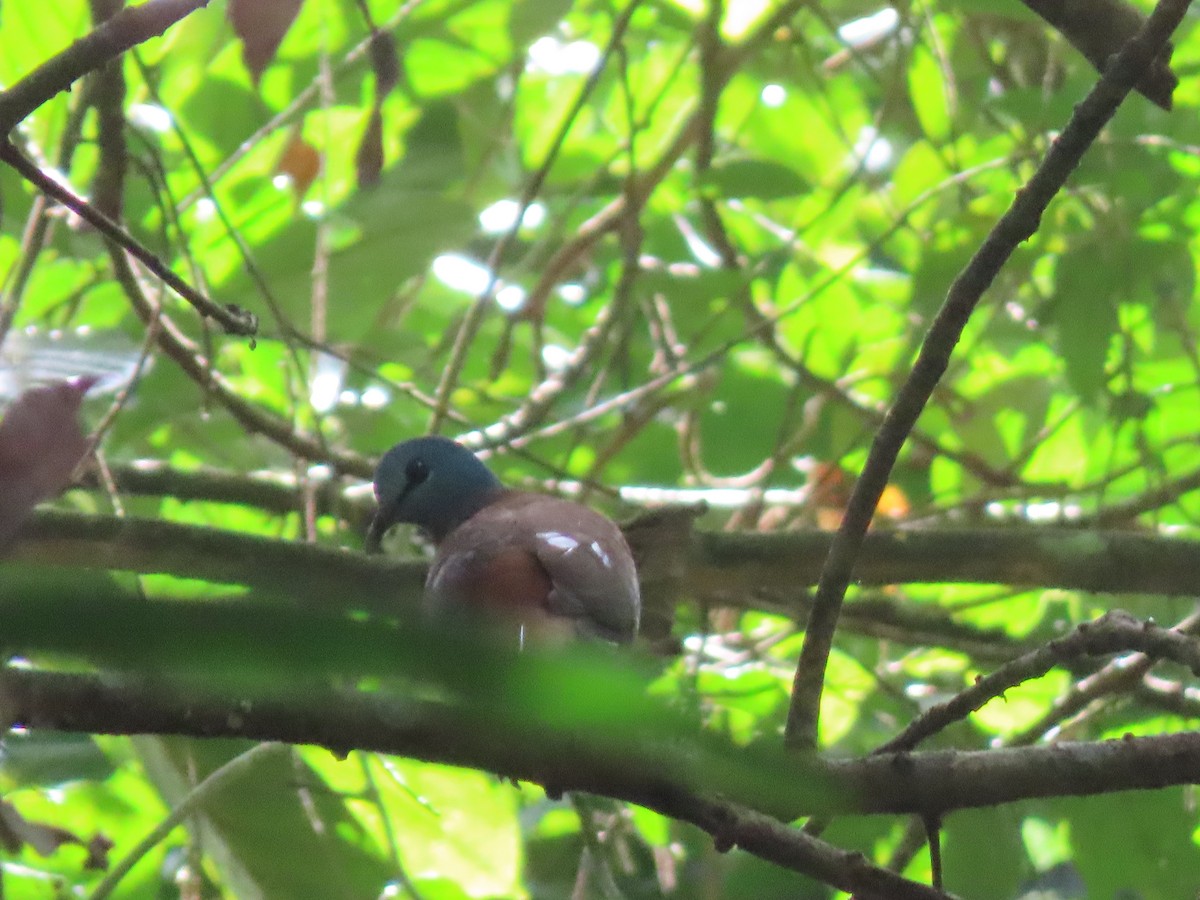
[426,491,640,644]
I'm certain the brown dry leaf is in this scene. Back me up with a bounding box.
[0,377,95,549]
[277,128,322,197]
[84,833,115,870]
[356,106,385,188]
[228,0,305,85]
[808,462,849,509]
[369,29,400,97]
[0,799,109,868]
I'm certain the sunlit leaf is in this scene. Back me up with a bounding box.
[139,738,393,898]
[2,1,1199,896]
[942,806,1027,899]
[1052,247,1120,403]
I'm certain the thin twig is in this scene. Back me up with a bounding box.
[88,742,288,900]
[428,0,646,432]
[0,141,257,336]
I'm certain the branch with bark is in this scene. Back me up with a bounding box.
[3,633,1200,899]
[13,509,1200,609]
[786,0,1191,750]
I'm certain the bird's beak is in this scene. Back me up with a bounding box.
[365,511,389,554]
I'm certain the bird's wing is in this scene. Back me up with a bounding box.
[532,526,640,643]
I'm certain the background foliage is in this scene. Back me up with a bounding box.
[1,0,1199,897]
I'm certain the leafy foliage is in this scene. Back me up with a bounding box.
[1,0,1199,898]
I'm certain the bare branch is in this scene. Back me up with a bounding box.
[785,0,1193,750]
[0,0,209,136]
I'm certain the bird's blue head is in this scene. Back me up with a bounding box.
[366,436,502,551]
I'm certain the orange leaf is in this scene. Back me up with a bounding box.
[277,128,322,197]
[877,483,911,520]
[808,462,850,510]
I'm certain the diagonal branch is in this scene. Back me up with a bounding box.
[784,0,1193,750]
[0,0,256,337]
[0,0,209,136]
[876,610,1200,754]
[0,142,257,337]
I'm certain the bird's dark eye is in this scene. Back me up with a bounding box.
[405,457,430,485]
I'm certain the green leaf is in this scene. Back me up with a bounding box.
[138,737,394,899]
[942,806,1027,899]
[364,757,522,896]
[909,45,951,143]
[177,77,270,159]
[701,158,808,200]
[0,732,114,787]
[508,0,575,48]
[1053,248,1119,403]
[213,188,475,341]
[1059,790,1200,896]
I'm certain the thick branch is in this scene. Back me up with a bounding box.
[1020,0,1178,109]
[4,668,1200,821]
[690,527,1200,599]
[10,510,422,609]
[0,670,949,900]
[14,511,1200,612]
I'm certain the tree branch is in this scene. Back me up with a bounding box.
[1020,0,1178,109]
[0,0,209,135]
[10,510,421,609]
[786,0,1193,749]
[0,142,257,337]
[0,0,256,337]
[877,610,1200,753]
[12,510,1200,619]
[4,664,1200,876]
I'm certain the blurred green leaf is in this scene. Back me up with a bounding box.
[0,732,114,787]
[701,158,808,200]
[1052,247,1119,403]
[908,45,952,143]
[1059,790,1200,897]
[138,737,393,899]
[942,806,1027,899]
